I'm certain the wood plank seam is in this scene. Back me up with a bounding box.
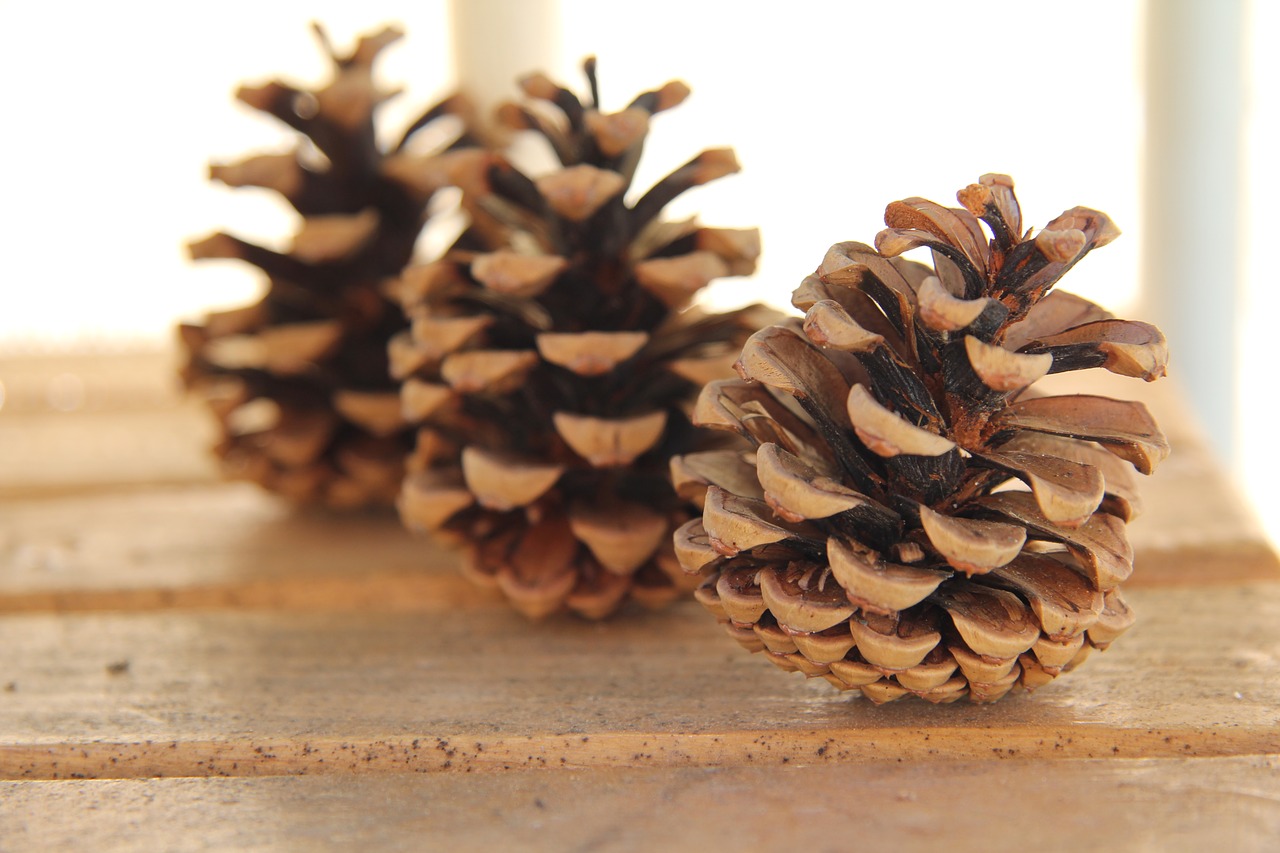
[4,727,1280,781]
[2,722,1280,778]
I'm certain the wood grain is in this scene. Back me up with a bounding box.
[0,483,494,613]
[2,584,1277,780]
[2,350,1278,847]
[4,756,1278,852]
[2,353,1274,615]
[1,432,1273,616]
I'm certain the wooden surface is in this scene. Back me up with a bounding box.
[4,758,1278,852]
[1,351,1278,851]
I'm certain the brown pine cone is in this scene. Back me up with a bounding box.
[674,174,1169,703]
[389,59,773,619]
[181,24,480,508]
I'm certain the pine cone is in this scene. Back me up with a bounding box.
[674,175,1169,704]
[389,59,770,619]
[182,24,479,509]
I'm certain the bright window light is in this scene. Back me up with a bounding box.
[0,1,1141,353]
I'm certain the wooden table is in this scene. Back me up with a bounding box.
[2,351,1278,851]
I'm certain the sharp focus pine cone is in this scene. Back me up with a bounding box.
[389,59,770,619]
[674,175,1169,704]
[181,24,478,508]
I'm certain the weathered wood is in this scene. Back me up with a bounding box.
[0,351,217,496]
[0,350,181,415]
[3,458,1272,616]
[3,353,1271,606]
[1,584,1277,780]
[0,406,217,497]
[1046,370,1280,586]
[0,484,490,614]
[1,350,1277,844]
[3,757,1278,852]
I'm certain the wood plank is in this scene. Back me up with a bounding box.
[0,484,494,613]
[3,756,1278,852]
[0,350,217,496]
[1,424,1274,616]
[3,356,1271,848]
[0,407,218,498]
[2,584,1277,780]
[1037,370,1277,584]
[2,355,1270,571]
[1133,434,1279,585]
[0,349,182,415]
[2,353,1273,613]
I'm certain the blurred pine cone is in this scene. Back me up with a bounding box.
[389,59,770,619]
[182,24,478,508]
[674,175,1169,703]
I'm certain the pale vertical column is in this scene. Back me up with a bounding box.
[1142,0,1246,468]
[449,0,563,114]
[1241,0,1280,544]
